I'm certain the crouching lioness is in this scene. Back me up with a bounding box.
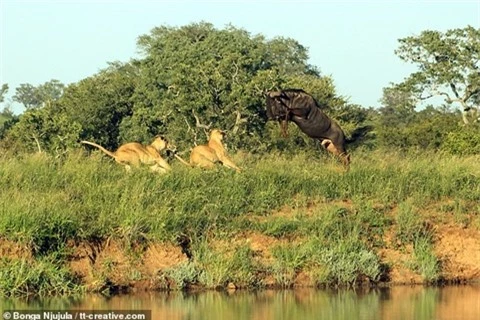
[189,129,241,172]
[81,136,172,173]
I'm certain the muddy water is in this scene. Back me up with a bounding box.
[1,285,480,320]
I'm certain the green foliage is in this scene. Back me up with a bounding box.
[61,62,137,148]
[395,201,432,245]
[3,25,480,156]
[3,104,82,154]
[163,261,201,290]
[271,244,308,287]
[129,22,341,152]
[393,26,480,124]
[3,24,480,296]
[376,99,461,150]
[3,23,350,155]
[441,123,480,155]
[194,242,232,289]
[0,150,479,294]
[164,244,261,289]
[195,243,261,289]
[0,83,8,103]
[258,217,300,238]
[4,63,137,153]
[0,109,16,140]
[313,239,382,285]
[12,84,39,110]
[13,80,65,110]
[294,205,386,285]
[227,245,261,287]
[411,237,441,283]
[0,257,83,297]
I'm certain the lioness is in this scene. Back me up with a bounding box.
[189,129,241,172]
[321,139,351,166]
[81,136,172,173]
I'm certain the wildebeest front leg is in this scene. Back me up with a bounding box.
[280,120,289,137]
[279,109,292,138]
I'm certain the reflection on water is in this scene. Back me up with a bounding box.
[1,285,480,320]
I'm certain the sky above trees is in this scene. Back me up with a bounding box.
[1,0,479,114]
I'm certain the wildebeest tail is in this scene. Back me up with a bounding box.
[345,125,373,144]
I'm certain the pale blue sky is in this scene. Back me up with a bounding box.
[1,0,479,114]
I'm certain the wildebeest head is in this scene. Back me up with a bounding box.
[265,90,291,121]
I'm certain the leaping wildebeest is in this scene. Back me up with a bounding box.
[266,89,370,166]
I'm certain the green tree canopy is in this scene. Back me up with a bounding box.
[2,22,358,155]
[0,84,8,104]
[393,26,480,124]
[13,80,65,110]
[125,22,343,152]
[59,62,137,149]
[0,84,17,140]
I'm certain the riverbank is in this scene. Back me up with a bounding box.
[0,150,479,296]
[1,219,479,295]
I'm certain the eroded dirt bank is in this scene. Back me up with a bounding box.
[2,220,478,292]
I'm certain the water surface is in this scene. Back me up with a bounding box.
[1,285,479,320]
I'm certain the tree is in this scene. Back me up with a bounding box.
[129,22,342,153]
[3,104,81,154]
[3,23,357,155]
[13,80,65,110]
[36,79,65,107]
[376,81,461,150]
[58,62,137,150]
[393,26,480,124]
[0,84,8,103]
[0,84,17,139]
[13,83,41,110]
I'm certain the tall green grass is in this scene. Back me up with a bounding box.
[0,149,478,295]
[0,257,83,297]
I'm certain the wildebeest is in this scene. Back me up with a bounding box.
[266,89,370,166]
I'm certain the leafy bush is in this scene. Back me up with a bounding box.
[441,124,480,155]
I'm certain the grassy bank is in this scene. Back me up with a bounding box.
[0,150,479,297]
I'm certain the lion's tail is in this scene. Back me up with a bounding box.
[81,140,116,159]
[174,154,192,167]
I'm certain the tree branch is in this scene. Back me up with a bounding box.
[464,86,480,103]
[183,115,199,146]
[231,61,239,84]
[192,109,212,130]
[231,110,248,134]
[32,135,42,153]
[450,83,461,99]
[420,85,454,103]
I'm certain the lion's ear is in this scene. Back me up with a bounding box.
[321,140,332,148]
